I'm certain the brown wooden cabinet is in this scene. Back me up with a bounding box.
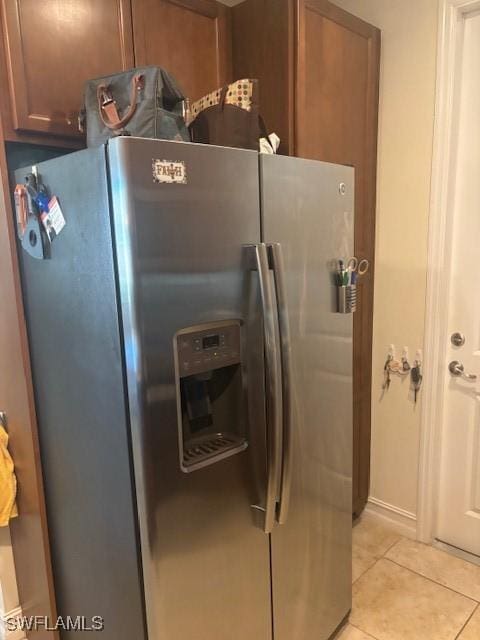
[132,0,232,101]
[0,0,232,144]
[233,0,380,516]
[1,0,134,138]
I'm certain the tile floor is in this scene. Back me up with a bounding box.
[335,512,480,640]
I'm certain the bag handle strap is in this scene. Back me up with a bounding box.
[97,74,144,131]
[219,85,229,111]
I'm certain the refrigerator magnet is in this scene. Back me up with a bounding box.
[152,159,187,184]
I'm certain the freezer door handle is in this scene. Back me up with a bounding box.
[249,243,283,534]
[269,243,293,525]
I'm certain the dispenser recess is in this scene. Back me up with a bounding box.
[174,320,248,472]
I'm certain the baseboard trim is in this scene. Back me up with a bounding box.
[434,540,480,567]
[2,606,26,640]
[366,497,417,539]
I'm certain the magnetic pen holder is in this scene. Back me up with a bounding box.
[337,284,357,314]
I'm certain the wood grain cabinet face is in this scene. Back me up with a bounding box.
[1,0,134,137]
[132,0,232,102]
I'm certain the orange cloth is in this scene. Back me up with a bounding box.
[0,425,18,526]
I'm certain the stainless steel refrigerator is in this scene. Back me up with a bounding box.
[17,138,353,640]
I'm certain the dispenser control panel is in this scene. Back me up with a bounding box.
[175,321,241,378]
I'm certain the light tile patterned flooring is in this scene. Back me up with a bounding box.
[335,513,480,640]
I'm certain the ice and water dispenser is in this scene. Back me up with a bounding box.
[174,320,248,472]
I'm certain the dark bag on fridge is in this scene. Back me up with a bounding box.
[80,66,190,147]
[188,79,268,151]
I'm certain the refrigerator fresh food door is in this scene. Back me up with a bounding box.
[108,138,272,640]
[261,154,354,640]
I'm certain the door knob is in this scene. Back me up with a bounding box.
[448,361,477,381]
[0,411,6,428]
[451,332,465,347]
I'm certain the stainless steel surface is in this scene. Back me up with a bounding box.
[451,332,466,347]
[250,243,283,534]
[261,154,354,640]
[449,360,477,380]
[109,138,272,640]
[269,243,293,525]
[16,148,147,640]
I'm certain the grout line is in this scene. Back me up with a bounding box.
[350,622,379,639]
[381,535,404,557]
[351,532,403,587]
[455,602,479,639]
[352,557,379,586]
[382,558,480,604]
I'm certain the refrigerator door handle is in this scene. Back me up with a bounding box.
[269,243,293,525]
[249,243,283,534]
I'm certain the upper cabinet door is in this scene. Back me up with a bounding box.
[132,0,232,101]
[1,0,134,137]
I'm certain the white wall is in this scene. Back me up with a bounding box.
[333,0,439,518]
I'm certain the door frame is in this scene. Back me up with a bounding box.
[417,0,480,543]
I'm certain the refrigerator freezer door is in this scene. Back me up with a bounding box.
[15,147,147,640]
[261,155,354,640]
[108,138,272,640]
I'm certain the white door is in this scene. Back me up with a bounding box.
[437,10,480,556]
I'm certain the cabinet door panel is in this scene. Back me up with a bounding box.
[1,0,134,137]
[133,0,232,101]
[296,0,380,515]
[232,0,294,155]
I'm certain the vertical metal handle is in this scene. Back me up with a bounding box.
[250,243,283,534]
[269,244,293,525]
